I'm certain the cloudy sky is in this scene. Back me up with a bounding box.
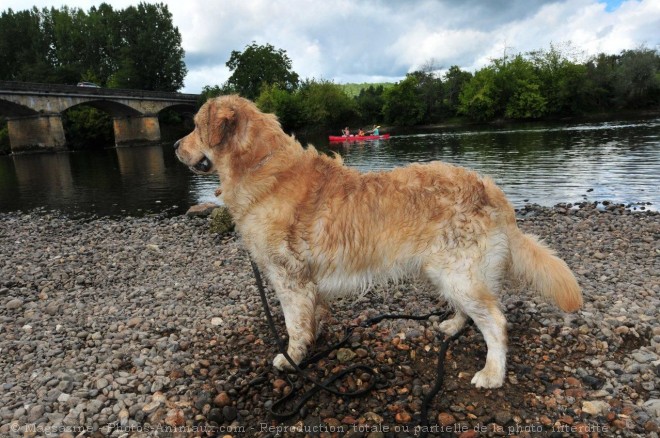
[2,0,659,93]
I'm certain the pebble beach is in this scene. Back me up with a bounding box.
[1,203,658,437]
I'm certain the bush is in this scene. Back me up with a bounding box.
[256,84,304,131]
[382,75,426,125]
[298,79,358,129]
[62,106,114,149]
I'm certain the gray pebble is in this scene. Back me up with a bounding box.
[6,298,23,310]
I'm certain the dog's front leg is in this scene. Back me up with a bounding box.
[266,268,319,371]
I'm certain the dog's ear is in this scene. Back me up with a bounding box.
[207,99,236,147]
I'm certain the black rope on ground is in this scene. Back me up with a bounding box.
[418,325,470,438]
[249,257,470,432]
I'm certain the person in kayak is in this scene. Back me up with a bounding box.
[342,127,350,137]
[369,125,380,136]
[358,128,365,136]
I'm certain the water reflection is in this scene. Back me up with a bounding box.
[13,154,75,206]
[116,146,166,179]
[0,145,198,216]
[0,118,658,216]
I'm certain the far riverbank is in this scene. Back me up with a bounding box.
[383,108,660,134]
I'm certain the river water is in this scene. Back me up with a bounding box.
[1,117,658,216]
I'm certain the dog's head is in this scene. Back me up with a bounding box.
[175,95,288,186]
[174,95,240,176]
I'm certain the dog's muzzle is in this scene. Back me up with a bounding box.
[173,139,213,174]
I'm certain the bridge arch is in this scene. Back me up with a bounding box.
[157,102,197,115]
[0,98,38,117]
[63,99,142,117]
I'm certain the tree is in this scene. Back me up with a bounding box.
[297,79,357,129]
[529,44,588,115]
[458,67,499,121]
[407,70,444,123]
[41,6,91,84]
[501,55,546,119]
[108,3,186,91]
[614,47,660,108]
[355,85,385,125]
[585,53,618,110]
[0,3,186,91]
[443,66,473,115]
[83,4,123,85]
[198,85,231,106]
[226,42,299,100]
[256,84,304,131]
[382,75,426,126]
[459,54,546,121]
[0,8,52,81]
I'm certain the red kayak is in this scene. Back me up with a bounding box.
[328,133,390,142]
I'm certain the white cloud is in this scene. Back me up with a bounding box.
[2,0,658,92]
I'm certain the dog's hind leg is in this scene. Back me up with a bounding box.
[426,265,508,389]
[266,268,319,371]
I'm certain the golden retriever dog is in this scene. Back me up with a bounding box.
[174,95,582,388]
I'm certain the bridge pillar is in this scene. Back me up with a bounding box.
[113,115,161,146]
[7,114,66,153]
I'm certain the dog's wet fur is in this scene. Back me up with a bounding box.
[175,95,582,388]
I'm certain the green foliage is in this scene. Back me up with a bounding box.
[198,85,232,106]
[457,46,660,121]
[613,47,660,108]
[297,79,358,129]
[500,55,547,119]
[382,75,426,126]
[529,44,588,115]
[339,82,394,97]
[458,67,499,121]
[404,71,443,123]
[443,66,473,114]
[0,8,51,81]
[61,106,114,150]
[254,80,358,132]
[108,3,186,91]
[505,80,547,119]
[355,85,386,125]
[256,84,304,131]
[0,3,186,91]
[226,42,299,100]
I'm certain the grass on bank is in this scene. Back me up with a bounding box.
[339,82,395,97]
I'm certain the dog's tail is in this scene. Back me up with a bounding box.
[508,227,583,312]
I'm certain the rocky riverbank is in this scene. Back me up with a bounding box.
[1,203,658,437]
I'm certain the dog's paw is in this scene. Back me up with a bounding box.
[273,354,296,371]
[471,369,504,388]
[439,317,465,336]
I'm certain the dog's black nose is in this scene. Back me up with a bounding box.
[173,140,180,150]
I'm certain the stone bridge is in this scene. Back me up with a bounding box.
[0,81,199,153]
